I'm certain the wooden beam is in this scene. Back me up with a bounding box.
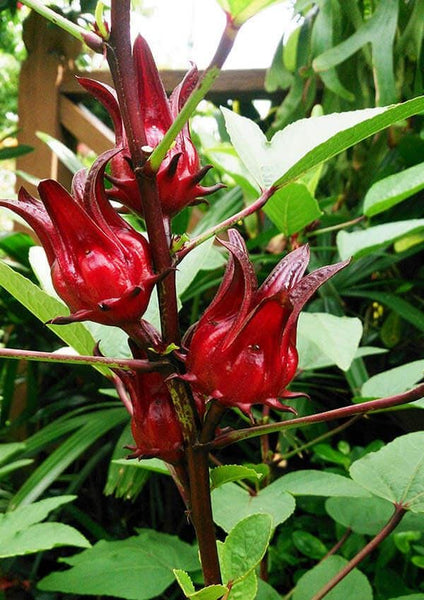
[59,95,115,155]
[60,68,272,100]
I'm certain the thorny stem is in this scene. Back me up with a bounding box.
[212,383,424,449]
[176,187,277,261]
[311,504,407,600]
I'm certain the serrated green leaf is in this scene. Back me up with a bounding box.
[221,514,272,583]
[174,570,229,600]
[212,481,295,532]
[293,555,373,600]
[222,96,424,190]
[256,579,282,600]
[39,529,199,600]
[349,432,424,512]
[210,465,262,490]
[337,219,424,260]
[297,313,363,371]
[263,183,322,235]
[228,570,257,600]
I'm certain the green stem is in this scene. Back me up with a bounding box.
[311,505,406,600]
[212,383,424,449]
[148,17,240,173]
[20,0,103,51]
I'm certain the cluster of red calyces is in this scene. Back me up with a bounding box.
[0,32,349,464]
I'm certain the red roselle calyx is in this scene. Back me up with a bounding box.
[0,150,156,328]
[114,351,184,464]
[78,34,223,219]
[183,229,350,416]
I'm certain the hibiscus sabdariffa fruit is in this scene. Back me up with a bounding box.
[0,150,157,328]
[183,229,349,416]
[78,35,223,219]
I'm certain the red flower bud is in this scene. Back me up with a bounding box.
[78,35,223,218]
[183,230,349,416]
[114,355,184,464]
[0,151,156,327]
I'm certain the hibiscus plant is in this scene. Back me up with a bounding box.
[1,1,424,599]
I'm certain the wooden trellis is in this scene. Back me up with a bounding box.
[16,12,277,194]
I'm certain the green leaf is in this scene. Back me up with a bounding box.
[297,313,363,371]
[0,523,90,558]
[313,0,398,105]
[212,481,295,532]
[0,442,26,466]
[263,183,322,235]
[0,144,33,160]
[228,570,257,600]
[0,496,90,558]
[222,96,424,190]
[10,407,128,509]
[337,219,424,260]
[292,531,328,560]
[256,579,283,600]
[112,457,170,476]
[293,555,372,600]
[0,260,109,375]
[104,423,150,501]
[349,432,424,512]
[326,496,424,536]
[215,0,284,26]
[174,569,228,600]
[276,470,369,498]
[220,514,272,583]
[361,360,424,399]
[364,161,424,217]
[38,529,199,600]
[0,459,34,480]
[210,465,262,490]
[36,131,85,174]
[388,596,424,600]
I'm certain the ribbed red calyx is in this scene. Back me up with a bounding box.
[78,34,223,219]
[0,151,156,328]
[183,229,350,416]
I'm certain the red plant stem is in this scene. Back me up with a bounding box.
[107,2,179,344]
[311,505,406,600]
[320,528,352,562]
[212,383,424,449]
[176,187,276,262]
[0,347,167,371]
